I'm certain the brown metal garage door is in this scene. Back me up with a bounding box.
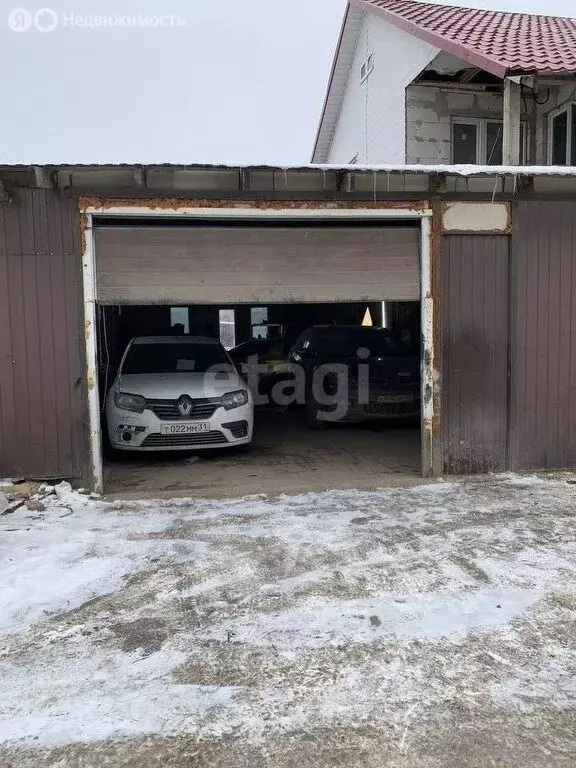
[94,224,420,305]
[442,235,510,474]
[510,202,576,470]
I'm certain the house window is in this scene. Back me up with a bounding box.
[452,121,480,164]
[452,118,528,165]
[170,307,189,335]
[486,121,504,164]
[218,309,236,350]
[548,105,576,165]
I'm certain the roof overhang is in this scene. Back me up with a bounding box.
[351,0,576,80]
[351,0,509,78]
[4,162,576,199]
[311,5,364,164]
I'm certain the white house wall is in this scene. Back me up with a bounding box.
[327,14,439,164]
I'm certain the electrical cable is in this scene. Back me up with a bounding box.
[535,88,550,106]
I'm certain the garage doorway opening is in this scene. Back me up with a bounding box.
[96,300,422,497]
[82,206,434,494]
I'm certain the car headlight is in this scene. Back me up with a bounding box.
[114,392,146,414]
[222,390,249,410]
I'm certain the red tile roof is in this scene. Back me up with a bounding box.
[352,0,576,77]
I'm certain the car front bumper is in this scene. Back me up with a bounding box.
[106,402,254,451]
[316,385,420,423]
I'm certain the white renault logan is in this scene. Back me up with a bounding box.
[106,336,254,452]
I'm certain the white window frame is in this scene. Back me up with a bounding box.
[548,104,575,165]
[451,117,529,165]
[451,118,482,164]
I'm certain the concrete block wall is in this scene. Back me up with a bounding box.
[406,86,514,164]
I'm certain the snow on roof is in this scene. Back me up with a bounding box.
[356,0,576,78]
[7,162,576,177]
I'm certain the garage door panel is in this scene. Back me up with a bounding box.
[97,272,418,287]
[95,225,420,304]
[100,285,422,305]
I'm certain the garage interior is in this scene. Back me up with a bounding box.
[93,217,423,497]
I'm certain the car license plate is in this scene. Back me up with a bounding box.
[377,394,414,404]
[160,423,211,435]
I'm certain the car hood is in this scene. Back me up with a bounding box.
[115,372,245,400]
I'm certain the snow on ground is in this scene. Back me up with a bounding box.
[1,475,576,765]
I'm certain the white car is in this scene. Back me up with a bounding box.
[105,336,254,452]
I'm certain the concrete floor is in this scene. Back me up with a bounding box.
[104,408,421,499]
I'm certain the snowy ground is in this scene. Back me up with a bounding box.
[1,475,576,767]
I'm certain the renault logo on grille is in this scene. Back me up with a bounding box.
[177,395,193,417]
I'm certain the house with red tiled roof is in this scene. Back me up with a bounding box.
[312,0,576,167]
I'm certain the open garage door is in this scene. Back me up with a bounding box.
[94,223,420,305]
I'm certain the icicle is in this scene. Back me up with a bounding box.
[491,175,499,204]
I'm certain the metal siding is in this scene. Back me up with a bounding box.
[94,225,421,304]
[0,189,87,479]
[442,235,510,474]
[510,202,576,470]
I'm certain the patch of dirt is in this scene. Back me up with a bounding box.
[110,618,169,654]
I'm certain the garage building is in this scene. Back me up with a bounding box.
[1,164,575,493]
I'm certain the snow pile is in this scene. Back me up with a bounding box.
[0,487,202,636]
[0,647,242,747]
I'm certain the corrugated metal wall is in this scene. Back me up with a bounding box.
[0,189,87,480]
[510,202,576,470]
[442,235,510,474]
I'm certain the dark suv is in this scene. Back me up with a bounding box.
[288,325,420,427]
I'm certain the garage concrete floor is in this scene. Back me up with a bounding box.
[104,408,421,499]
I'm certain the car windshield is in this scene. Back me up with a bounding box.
[310,329,410,357]
[122,343,232,375]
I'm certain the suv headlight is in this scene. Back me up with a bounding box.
[222,390,249,410]
[114,392,146,414]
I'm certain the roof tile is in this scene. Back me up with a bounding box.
[357,0,576,75]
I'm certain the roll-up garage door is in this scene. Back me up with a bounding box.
[94,224,420,304]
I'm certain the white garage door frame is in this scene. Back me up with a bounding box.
[81,203,434,493]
